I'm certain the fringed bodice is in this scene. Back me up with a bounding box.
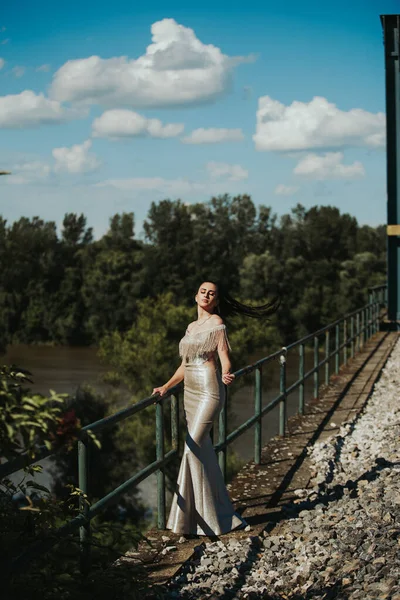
[179,324,231,364]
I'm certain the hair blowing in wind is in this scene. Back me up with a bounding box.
[208,280,280,320]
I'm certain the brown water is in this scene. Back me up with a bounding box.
[2,344,325,509]
[3,344,117,398]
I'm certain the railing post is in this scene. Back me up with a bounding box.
[254,366,262,465]
[361,309,365,348]
[368,304,371,339]
[351,316,355,359]
[299,343,305,415]
[368,294,372,339]
[219,385,227,480]
[371,302,374,337]
[368,290,375,337]
[377,297,380,331]
[370,303,373,339]
[335,323,340,374]
[343,319,348,366]
[369,292,374,335]
[279,349,287,436]
[325,330,330,386]
[356,312,360,353]
[314,336,319,399]
[171,393,179,452]
[78,437,90,576]
[156,399,166,529]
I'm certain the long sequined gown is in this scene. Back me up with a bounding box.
[166,324,245,536]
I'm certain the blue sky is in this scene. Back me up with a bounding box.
[0,0,397,238]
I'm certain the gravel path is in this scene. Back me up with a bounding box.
[163,337,400,600]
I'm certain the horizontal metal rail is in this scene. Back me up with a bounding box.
[2,284,387,578]
[213,284,387,475]
[0,384,183,480]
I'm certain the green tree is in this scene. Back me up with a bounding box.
[2,217,59,343]
[81,213,145,342]
[46,213,93,344]
[0,199,387,349]
[338,252,386,314]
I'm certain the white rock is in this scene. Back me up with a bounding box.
[161,545,177,555]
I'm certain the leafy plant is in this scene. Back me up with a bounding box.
[0,365,148,599]
[0,364,76,460]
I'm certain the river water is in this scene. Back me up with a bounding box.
[2,344,321,512]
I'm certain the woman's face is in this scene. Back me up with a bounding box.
[196,282,218,312]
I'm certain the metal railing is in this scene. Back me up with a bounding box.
[0,284,387,577]
[216,283,387,477]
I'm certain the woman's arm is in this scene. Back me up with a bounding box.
[218,347,235,386]
[152,361,184,397]
[211,316,235,386]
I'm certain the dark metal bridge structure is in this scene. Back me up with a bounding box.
[1,13,400,592]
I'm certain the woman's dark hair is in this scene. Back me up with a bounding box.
[201,280,280,320]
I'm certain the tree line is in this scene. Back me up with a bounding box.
[0,194,386,356]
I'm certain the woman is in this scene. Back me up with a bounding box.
[152,281,279,536]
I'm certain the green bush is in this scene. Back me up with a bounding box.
[0,365,148,599]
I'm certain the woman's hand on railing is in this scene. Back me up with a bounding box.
[152,385,168,401]
[222,372,235,386]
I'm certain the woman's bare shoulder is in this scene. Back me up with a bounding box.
[210,315,224,326]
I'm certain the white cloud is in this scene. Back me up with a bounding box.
[11,66,25,78]
[0,90,85,128]
[274,184,299,196]
[4,141,101,182]
[6,161,51,185]
[0,58,5,70]
[1,39,9,45]
[293,152,365,180]
[253,96,386,152]
[92,109,184,139]
[53,140,101,174]
[96,159,250,197]
[206,161,248,181]
[96,176,204,195]
[182,127,244,144]
[36,64,51,72]
[50,18,253,108]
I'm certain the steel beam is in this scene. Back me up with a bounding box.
[381,15,400,326]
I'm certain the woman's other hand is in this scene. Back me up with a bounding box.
[152,385,168,397]
[221,372,235,386]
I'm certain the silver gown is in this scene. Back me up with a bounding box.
[166,324,245,536]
